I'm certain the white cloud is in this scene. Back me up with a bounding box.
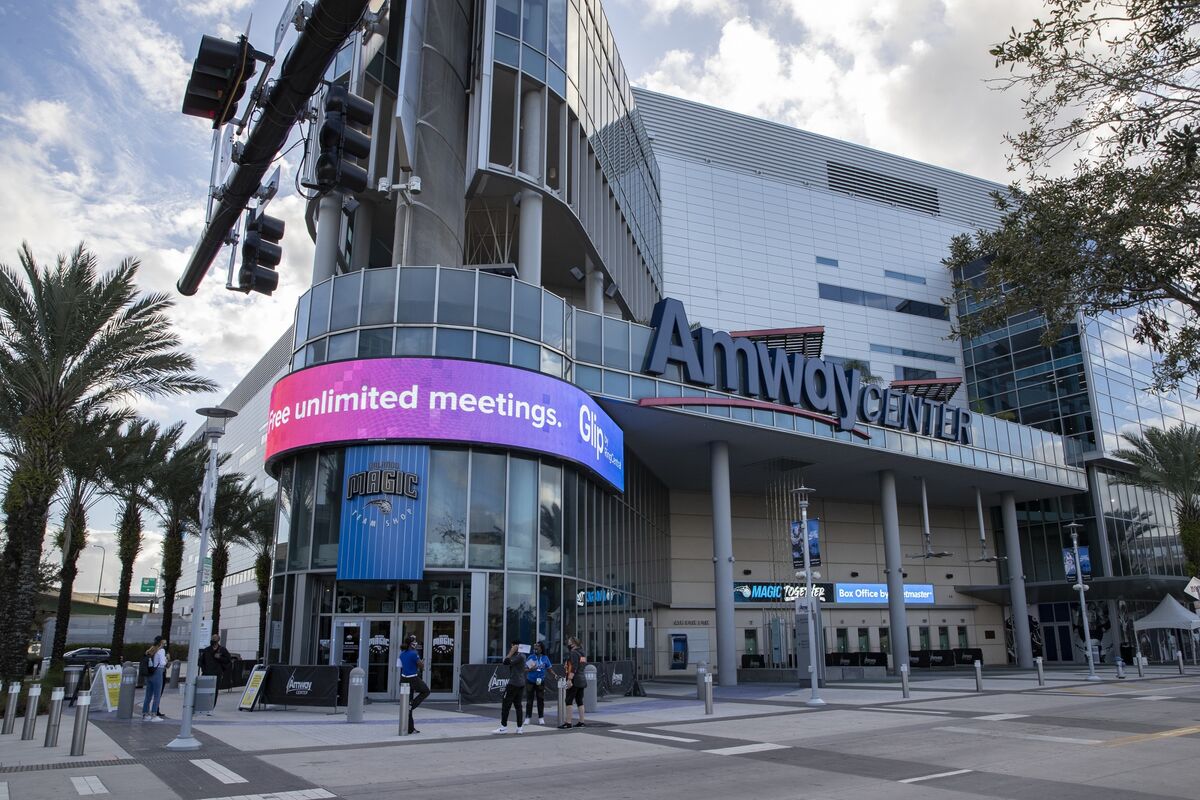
[637,0,1049,183]
[68,0,191,114]
[636,0,738,19]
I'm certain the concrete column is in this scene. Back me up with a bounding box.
[584,256,604,315]
[470,572,488,663]
[351,202,373,269]
[710,441,737,686]
[879,470,910,673]
[1001,491,1034,668]
[518,87,544,286]
[312,193,342,284]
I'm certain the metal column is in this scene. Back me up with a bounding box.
[879,470,910,673]
[312,193,342,284]
[1001,491,1034,668]
[517,87,544,286]
[710,441,737,686]
[584,256,604,314]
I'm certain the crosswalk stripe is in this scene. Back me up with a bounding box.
[611,729,700,743]
[975,713,1028,721]
[936,726,1102,745]
[899,768,972,784]
[191,758,249,784]
[0,780,9,800]
[197,791,336,800]
[704,742,788,756]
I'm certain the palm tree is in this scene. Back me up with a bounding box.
[49,413,123,664]
[0,243,213,680]
[208,473,255,636]
[841,358,883,386]
[148,439,209,642]
[1111,424,1200,574]
[241,492,277,662]
[105,420,184,659]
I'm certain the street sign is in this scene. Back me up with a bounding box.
[140,577,157,593]
[203,556,212,584]
[1185,576,1200,600]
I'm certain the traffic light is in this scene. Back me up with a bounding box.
[182,35,257,129]
[314,85,375,193]
[237,209,285,295]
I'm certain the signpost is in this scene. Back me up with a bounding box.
[1184,577,1200,601]
[140,577,157,593]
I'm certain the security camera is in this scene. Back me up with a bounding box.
[406,176,422,195]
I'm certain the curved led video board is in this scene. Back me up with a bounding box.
[265,357,624,491]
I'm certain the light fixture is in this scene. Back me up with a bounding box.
[742,569,752,576]
[850,571,859,578]
[569,266,585,281]
[604,281,618,298]
[945,573,954,580]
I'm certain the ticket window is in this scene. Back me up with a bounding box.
[744,629,759,655]
[835,628,849,653]
[938,626,951,650]
[880,627,890,653]
[857,628,870,652]
[957,626,970,648]
[918,626,931,650]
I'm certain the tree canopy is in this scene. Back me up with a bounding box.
[946,0,1200,391]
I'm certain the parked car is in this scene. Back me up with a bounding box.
[63,647,112,668]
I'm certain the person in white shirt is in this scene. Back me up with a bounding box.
[141,636,169,721]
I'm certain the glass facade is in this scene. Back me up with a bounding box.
[482,0,662,319]
[269,444,670,665]
[290,266,1086,491]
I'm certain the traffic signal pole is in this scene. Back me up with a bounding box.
[177,0,371,297]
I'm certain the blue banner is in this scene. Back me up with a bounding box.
[336,444,430,580]
[1063,546,1091,582]
[834,583,936,605]
[790,518,821,569]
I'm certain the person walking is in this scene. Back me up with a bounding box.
[493,641,529,734]
[198,634,232,710]
[524,641,554,725]
[141,636,168,721]
[559,636,587,729]
[397,634,431,734]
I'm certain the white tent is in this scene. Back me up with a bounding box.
[1133,595,1200,632]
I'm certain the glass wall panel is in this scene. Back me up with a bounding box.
[469,451,506,568]
[513,281,542,340]
[273,462,293,573]
[311,450,343,567]
[288,452,318,571]
[507,572,537,648]
[538,575,563,661]
[476,272,512,331]
[329,271,362,331]
[397,268,436,323]
[539,463,563,572]
[507,457,538,570]
[437,268,475,326]
[360,268,396,324]
[394,326,433,356]
[358,328,392,357]
[307,280,331,338]
[426,449,468,567]
[488,572,505,661]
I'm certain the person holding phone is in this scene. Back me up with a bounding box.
[397,634,430,734]
[524,641,554,725]
[492,640,529,734]
[141,636,168,721]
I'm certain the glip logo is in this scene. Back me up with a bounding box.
[579,405,606,461]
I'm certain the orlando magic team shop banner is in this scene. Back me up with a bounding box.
[337,444,430,580]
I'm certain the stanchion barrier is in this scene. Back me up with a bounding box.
[2,681,19,734]
[117,664,137,719]
[397,683,411,737]
[974,660,983,692]
[21,684,41,740]
[346,667,364,723]
[70,695,90,756]
[556,678,567,726]
[1116,658,1126,679]
[1034,656,1045,686]
[169,660,182,690]
[899,663,910,699]
[703,673,713,715]
[63,666,83,706]
[1177,650,1185,675]
[583,664,598,713]
[696,663,708,700]
[44,688,64,747]
[1136,654,1145,678]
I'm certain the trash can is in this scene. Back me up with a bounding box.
[194,675,218,715]
[63,665,84,705]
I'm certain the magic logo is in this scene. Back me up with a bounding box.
[346,463,419,530]
[643,298,972,444]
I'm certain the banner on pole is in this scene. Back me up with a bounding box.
[791,518,820,569]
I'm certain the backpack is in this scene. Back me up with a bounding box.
[141,649,156,674]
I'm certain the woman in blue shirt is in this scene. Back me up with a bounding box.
[523,642,554,725]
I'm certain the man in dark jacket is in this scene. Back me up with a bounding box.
[492,641,529,734]
[199,635,232,708]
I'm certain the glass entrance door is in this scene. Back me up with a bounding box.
[365,618,394,697]
[332,619,363,669]
[428,618,459,696]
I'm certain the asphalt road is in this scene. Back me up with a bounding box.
[4,671,1200,799]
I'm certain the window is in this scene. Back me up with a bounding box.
[506,457,538,570]
[468,452,506,568]
[819,284,949,321]
[426,449,467,567]
[857,627,870,651]
[436,268,475,326]
[918,626,931,650]
[895,366,937,381]
[836,628,849,653]
[815,255,839,267]
[938,626,951,650]
[884,269,927,285]
[957,626,969,648]
[311,450,343,567]
[489,66,517,168]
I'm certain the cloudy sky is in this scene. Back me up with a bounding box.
[0,0,1048,596]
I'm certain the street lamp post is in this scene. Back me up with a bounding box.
[792,485,825,707]
[1065,522,1101,682]
[167,406,237,751]
[91,544,106,603]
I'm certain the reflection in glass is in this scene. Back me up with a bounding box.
[507,457,538,570]
[426,449,468,567]
[469,452,506,568]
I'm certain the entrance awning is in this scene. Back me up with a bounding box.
[1133,594,1200,631]
[955,575,1190,605]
